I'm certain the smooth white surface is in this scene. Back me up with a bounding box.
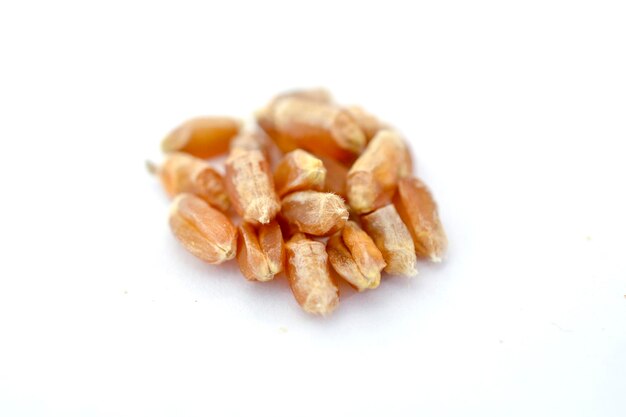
[1,1,625,416]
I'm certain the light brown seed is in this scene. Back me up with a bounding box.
[256,88,334,145]
[161,116,241,159]
[318,156,349,197]
[237,223,272,281]
[169,193,237,264]
[236,220,285,281]
[274,149,326,197]
[341,221,386,284]
[158,152,229,212]
[347,129,412,214]
[393,177,447,262]
[285,233,339,316]
[258,96,366,163]
[281,191,349,236]
[255,89,334,156]
[361,204,417,276]
[327,233,377,291]
[258,220,285,275]
[225,148,281,225]
[346,106,385,142]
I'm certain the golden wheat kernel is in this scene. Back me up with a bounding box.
[393,177,447,262]
[225,148,281,225]
[361,204,417,276]
[158,152,229,212]
[161,116,241,159]
[259,96,366,163]
[256,88,334,139]
[274,149,326,197]
[327,233,376,291]
[258,220,285,275]
[255,88,335,156]
[294,102,364,160]
[280,191,349,236]
[345,106,384,142]
[169,193,237,264]
[341,220,386,283]
[347,129,412,214]
[236,223,273,282]
[285,233,339,316]
[318,156,349,197]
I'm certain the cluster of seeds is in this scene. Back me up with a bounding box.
[151,88,447,316]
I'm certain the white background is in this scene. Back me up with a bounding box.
[1,1,625,416]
